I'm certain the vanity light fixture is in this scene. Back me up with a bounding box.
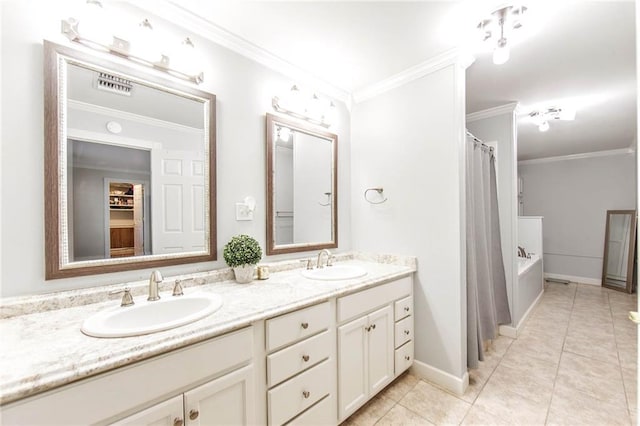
[61,0,204,84]
[477,4,527,65]
[272,85,336,128]
[529,107,576,132]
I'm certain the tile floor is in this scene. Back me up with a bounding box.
[342,281,638,425]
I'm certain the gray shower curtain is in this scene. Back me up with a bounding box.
[466,134,511,369]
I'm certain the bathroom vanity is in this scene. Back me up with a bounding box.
[0,255,415,425]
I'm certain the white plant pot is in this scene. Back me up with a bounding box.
[233,265,255,284]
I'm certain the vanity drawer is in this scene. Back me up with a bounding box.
[394,295,413,321]
[268,360,331,426]
[395,341,414,375]
[337,276,412,323]
[286,395,334,426]
[394,315,413,348]
[266,302,331,352]
[267,330,331,387]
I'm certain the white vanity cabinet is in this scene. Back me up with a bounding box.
[1,328,256,426]
[264,301,337,426]
[336,277,413,422]
[115,364,255,426]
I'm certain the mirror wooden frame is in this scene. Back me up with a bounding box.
[44,41,217,279]
[265,113,338,255]
[601,209,637,293]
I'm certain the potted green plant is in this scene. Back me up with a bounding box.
[223,234,263,283]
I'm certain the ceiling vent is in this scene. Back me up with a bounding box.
[96,72,133,96]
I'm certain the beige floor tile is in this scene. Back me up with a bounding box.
[563,333,619,364]
[462,361,497,403]
[622,367,637,412]
[471,380,549,424]
[618,346,637,372]
[380,372,419,402]
[500,350,558,381]
[375,404,434,426]
[342,393,395,426]
[399,380,471,425]
[547,382,631,426]
[506,334,563,366]
[555,352,626,409]
[487,362,554,404]
[460,404,514,426]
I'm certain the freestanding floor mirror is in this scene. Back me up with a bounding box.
[602,210,637,293]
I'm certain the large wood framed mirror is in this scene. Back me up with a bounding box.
[44,41,216,279]
[266,113,337,255]
[602,209,637,293]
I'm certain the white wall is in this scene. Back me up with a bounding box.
[466,107,519,323]
[351,64,467,385]
[0,1,351,297]
[519,153,636,282]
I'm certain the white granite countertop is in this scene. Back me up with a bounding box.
[0,254,415,405]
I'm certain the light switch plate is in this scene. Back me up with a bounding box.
[236,203,253,221]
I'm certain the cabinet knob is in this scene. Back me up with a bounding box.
[404,330,410,335]
[302,390,310,399]
[302,354,310,362]
[405,355,411,361]
[371,324,376,330]
[301,322,309,329]
[404,306,410,312]
[189,409,199,421]
[365,325,371,332]
[173,418,184,426]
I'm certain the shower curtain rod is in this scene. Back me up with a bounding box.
[466,130,494,152]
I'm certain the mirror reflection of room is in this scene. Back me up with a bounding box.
[602,210,637,293]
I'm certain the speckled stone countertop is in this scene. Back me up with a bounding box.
[0,253,415,405]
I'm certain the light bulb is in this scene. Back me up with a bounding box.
[172,37,201,77]
[288,85,304,114]
[324,102,337,125]
[278,127,291,141]
[306,94,324,121]
[538,121,550,132]
[493,39,510,65]
[129,19,162,63]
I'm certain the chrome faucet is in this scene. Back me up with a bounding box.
[316,249,331,269]
[148,270,163,301]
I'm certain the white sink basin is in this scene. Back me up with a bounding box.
[81,293,223,338]
[301,265,368,281]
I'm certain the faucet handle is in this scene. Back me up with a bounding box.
[327,255,335,267]
[300,259,313,270]
[109,287,134,307]
[173,279,184,296]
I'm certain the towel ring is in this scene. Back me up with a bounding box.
[364,187,387,204]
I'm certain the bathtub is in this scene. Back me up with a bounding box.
[518,254,541,275]
[501,254,544,338]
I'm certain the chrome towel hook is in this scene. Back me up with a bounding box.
[364,187,388,204]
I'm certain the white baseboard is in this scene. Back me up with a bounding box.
[499,289,544,338]
[545,273,600,286]
[410,359,469,396]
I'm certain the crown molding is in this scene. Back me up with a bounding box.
[130,0,350,104]
[351,48,473,104]
[67,99,204,135]
[466,102,519,122]
[518,148,635,166]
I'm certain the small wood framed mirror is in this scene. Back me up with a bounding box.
[602,209,637,293]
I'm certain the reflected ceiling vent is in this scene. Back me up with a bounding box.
[96,72,133,96]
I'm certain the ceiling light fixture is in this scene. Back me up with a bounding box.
[477,4,527,65]
[272,85,336,128]
[529,107,575,132]
[61,0,204,84]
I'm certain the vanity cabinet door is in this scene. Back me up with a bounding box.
[112,396,183,426]
[367,305,394,396]
[184,364,255,426]
[337,315,368,420]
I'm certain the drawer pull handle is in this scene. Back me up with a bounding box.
[365,325,371,332]
[301,322,309,329]
[404,330,410,335]
[302,390,311,398]
[302,354,310,362]
[173,418,184,426]
[371,324,376,330]
[189,410,199,421]
[404,306,410,312]
[405,355,411,361]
